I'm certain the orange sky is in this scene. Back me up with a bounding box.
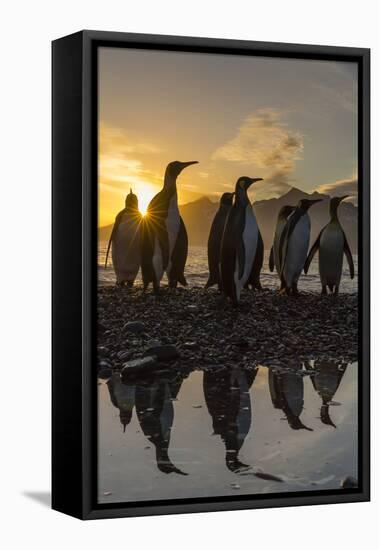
[98,47,358,227]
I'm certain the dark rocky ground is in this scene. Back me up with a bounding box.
[97,286,358,376]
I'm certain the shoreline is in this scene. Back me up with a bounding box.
[97,287,358,374]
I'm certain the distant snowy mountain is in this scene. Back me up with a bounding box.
[98,187,358,252]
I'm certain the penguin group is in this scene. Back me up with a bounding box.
[105,161,354,302]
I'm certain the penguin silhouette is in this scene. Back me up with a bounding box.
[220,176,263,304]
[310,359,348,427]
[268,364,313,431]
[268,205,296,288]
[105,189,142,287]
[279,198,322,294]
[107,373,136,432]
[135,370,188,475]
[203,366,258,473]
[304,196,354,295]
[205,192,234,289]
[141,161,198,291]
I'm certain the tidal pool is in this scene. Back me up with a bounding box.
[98,361,358,504]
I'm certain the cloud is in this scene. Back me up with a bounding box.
[212,108,304,188]
[315,175,358,204]
[99,122,163,193]
[99,122,162,156]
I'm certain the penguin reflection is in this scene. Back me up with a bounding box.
[310,359,348,427]
[134,370,188,475]
[268,364,313,431]
[107,373,136,432]
[203,367,258,472]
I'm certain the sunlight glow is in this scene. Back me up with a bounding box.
[136,185,155,216]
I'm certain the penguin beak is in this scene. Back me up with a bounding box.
[246,177,263,189]
[180,161,199,169]
[338,195,349,203]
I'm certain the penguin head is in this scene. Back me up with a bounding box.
[165,160,198,181]
[125,188,138,210]
[298,198,322,211]
[330,195,349,215]
[119,409,133,431]
[220,192,234,206]
[236,177,263,191]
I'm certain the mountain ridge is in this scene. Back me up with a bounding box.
[98,187,357,251]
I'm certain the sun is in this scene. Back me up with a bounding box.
[136,185,155,216]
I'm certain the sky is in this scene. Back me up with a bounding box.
[98,47,358,226]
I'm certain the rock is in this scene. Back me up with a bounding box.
[123,321,145,333]
[117,350,130,361]
[182,341,199,350]
[146,339,161,348]
[121,356,157,378]
[143,344,180,361]
[341,476,358,488]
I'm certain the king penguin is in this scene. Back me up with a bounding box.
[304,196,354,295]
[268,205,296,285]
[105,189,142,287]
[205,192,234,289]
[279,198,322,294]
[220,177,263,304]
[141,160,198,291]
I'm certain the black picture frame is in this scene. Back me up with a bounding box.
[52,30,370,520]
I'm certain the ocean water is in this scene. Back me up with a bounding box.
[98,243,358,294]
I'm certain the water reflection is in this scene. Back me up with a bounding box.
[109,369,191,475]
[310,360,348,428]
[268,363,313,431]
[203,367,258,473]
[102,358,353,482]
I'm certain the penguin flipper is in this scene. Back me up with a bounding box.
[343,233,354,279]
[304,231,322,274]
[269,245,275,272]
[105,211,124,268]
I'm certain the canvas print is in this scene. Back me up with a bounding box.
[97,47,359,504]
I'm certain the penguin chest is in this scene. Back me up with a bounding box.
[319,224,344,285]
[112,218,141,281]
[234,206,258,296]
[284,214,310,284]
[165,195,180,269]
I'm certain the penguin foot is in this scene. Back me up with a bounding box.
[278,288,287,296]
